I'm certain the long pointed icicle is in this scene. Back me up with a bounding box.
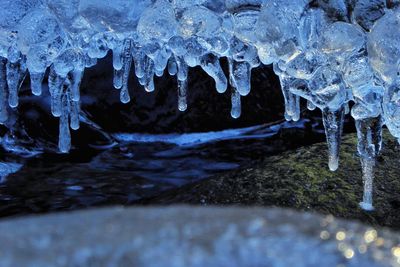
[229,59,251,96]
[0,57,8,123]
[292,95,300,121]
[356,115,383,211]
[228,59,241,119]
[143,57,155,93]
[175,55,188,111]
[177,78,188,112]
[120,40,133,103]
[58,90,71,153]
[6,56,27,108]
[64,73,80,130]
[231,86,241,119]
[200,54,228,93]
[114,40,132,92]
[322,105,345,171]
[48,67,66,117]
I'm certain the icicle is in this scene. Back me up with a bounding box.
[359,157,375,211]
[200,54,228,94]
[355,116,383,163]
[176,56,188,82]
[113,69,123,89]
[120,40,133,103]
[138,75,146,86]
[30,72,45,96]
[153,47,170,74]
[120,85,130,103]
[144,77,155,93]
[322,105,345,171]
[58,91,71,153]
[155,68,164,77]
[174,55,188,110]
[168,58,178,76]
[70,69,83,102]
[69,98,81,130]
[143,57,155,93]
[48,67,66,117]
[0,57,8,123]
[122,40,133,87]
[292,95,301,122]
[70,99,80,130]
[344,103,350,115]
[138,56,154,91]
[177,78,188,112]
[6,56,27,108]
[356,115,383,211]
[228,58,242,119]
[278,75,301,121]
[114,40,133,94]
[64,72,80,130]
[307,100,316,111]
[134,51,146,79]
[231,87,241,119]
[112,45,123,71]
[229,59,251,96]
[7,45,21,64]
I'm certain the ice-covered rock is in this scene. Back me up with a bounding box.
[0,206,400,267]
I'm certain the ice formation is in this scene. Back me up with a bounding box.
[0,0,398,210]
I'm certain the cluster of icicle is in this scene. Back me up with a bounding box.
[0,0,399,210]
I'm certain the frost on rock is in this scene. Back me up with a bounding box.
[1,206,400,267]
[0,0,398,210]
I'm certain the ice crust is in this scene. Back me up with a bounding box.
[0,0,397,210]
[1,206,400,267]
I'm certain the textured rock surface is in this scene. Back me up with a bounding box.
[139,130,400,229]
[0,206,399,267]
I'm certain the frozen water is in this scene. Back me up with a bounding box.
[79,0,152,33]
[1,0,400,210]
[352,0,386,30]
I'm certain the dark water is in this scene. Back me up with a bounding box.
[0,116,340,218]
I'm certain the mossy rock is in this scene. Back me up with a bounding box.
[139,130,400,229]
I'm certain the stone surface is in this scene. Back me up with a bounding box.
[139,130,400,230]
[0,206,399,267]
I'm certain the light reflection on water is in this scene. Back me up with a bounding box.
[0,118,326,217]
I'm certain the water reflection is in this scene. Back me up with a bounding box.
[0,118,327,217]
